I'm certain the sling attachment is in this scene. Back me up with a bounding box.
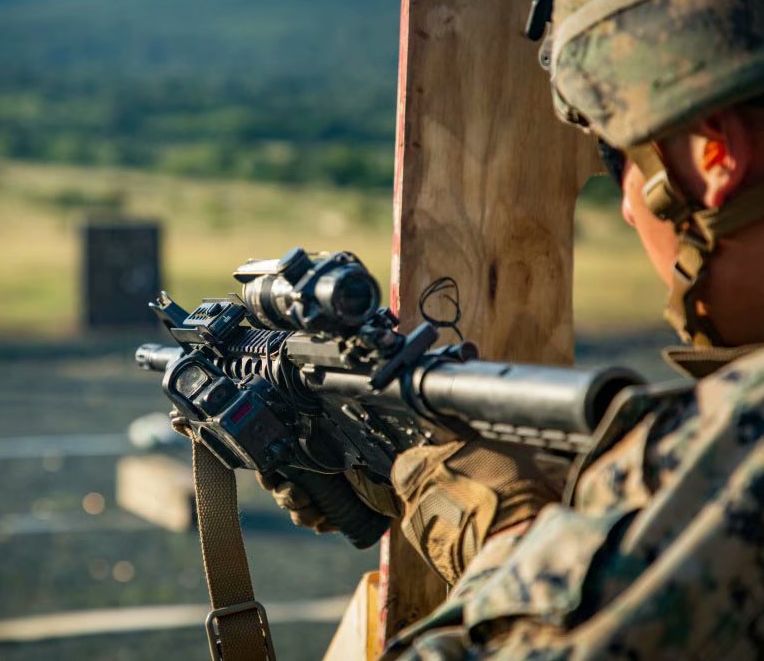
[193,441,276,661]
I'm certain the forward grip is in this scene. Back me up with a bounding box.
[279,467,390,549]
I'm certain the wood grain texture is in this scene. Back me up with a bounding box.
[381,0,601,643]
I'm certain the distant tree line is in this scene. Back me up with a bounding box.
[0,0,399,188]
[0,75,396,188]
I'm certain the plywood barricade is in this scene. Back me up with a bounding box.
[325,2,600,658]
[380,0,600,649]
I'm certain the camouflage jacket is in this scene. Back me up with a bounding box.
[384,349,764,660]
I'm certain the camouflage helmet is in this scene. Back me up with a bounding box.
[551,0,764,149]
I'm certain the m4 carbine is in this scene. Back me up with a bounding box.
[136,248,643,549]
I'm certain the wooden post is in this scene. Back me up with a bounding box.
[381,0,600,643]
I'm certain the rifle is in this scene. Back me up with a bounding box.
[136,248,644,549]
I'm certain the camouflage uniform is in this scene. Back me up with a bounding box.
[384,1,764,658]
[385,349,764,659]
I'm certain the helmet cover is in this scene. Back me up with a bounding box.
[551,0,764,148]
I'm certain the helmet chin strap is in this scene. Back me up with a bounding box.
[627,142,764,347]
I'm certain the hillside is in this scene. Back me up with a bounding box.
[0,0,399,186]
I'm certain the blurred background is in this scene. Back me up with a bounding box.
[0,1,676,659]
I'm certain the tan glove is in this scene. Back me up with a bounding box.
[391,440,560,585]
[170,409,400,533]
[345,467,401,518]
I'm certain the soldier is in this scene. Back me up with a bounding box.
[378,0,764,658]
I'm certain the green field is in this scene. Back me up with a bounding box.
[0,160,395,334]
[0,160,666,337]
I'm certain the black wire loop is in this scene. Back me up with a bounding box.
[418,276,464,341]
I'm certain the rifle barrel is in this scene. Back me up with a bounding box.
[419,362,643,435]
[307,360,642,436]
[137,344,643,438]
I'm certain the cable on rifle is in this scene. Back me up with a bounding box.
[418,276,464,341]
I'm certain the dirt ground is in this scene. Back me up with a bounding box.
[0,331,381,660]
[0,329,680,660]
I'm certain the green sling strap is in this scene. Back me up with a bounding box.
[193,441,276,661]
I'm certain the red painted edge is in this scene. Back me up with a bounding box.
[379,0,411,648]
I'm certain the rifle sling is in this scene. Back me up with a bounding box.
[193,441,275,661]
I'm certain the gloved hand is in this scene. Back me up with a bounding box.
[170,408,400,534]
[391,440,560,585]
[254,470,339,532]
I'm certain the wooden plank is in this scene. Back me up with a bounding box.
[116,454,195,532]
[323,572,380,661]
[381,0,600,642]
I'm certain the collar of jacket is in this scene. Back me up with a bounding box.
[662,344,764,379]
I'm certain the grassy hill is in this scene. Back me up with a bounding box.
[0,0,399,186]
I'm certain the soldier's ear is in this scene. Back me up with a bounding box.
[695,110,751,208]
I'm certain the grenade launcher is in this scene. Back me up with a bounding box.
[136,248,643,549]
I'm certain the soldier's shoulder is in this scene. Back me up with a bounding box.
[575,347,764,515]
[459,348,764,656]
